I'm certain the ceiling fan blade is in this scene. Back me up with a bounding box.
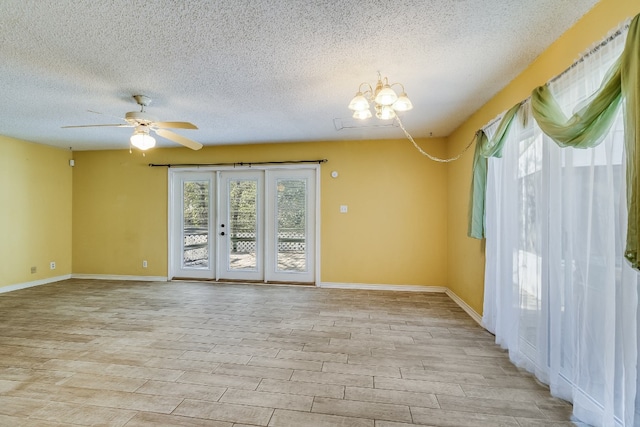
[61,124,132,128]
[154,121,198,130]
[87,109,132,122]
[155,128,203,150]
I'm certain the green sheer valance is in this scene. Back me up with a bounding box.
[621,14,640,268]
[468,103,522,239]
[468,13,640,268]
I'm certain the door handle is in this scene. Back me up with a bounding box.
[220,231,225,236]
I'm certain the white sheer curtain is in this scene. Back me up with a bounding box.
[483,26,640,427]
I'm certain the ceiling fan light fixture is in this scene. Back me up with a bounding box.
[130,128,156,150]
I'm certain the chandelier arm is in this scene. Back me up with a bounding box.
[358,82,374,96]
[395,116,475,162]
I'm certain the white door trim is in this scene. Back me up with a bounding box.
[168,165,321,284]
[168,172,215,279]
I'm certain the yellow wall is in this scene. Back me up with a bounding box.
[72,138,449,286]
[446,0,640,314]
[5,0,638,310]
[0,136,73,288]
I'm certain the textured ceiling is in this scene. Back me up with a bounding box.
[0,0,600,151]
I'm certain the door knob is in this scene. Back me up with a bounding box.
[220,231,225,236]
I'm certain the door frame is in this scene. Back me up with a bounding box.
[167,164,321,284]
[264,168,316,283]
[168,171,215,279]
[218,169,265,282]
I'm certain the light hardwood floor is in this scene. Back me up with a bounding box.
[0,279,576,426]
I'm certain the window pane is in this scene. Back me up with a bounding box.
[276,179,307,272]
[228,179,258,271]
[183,181,209,268]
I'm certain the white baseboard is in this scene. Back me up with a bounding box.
[318,282,483,327]
[71,274,168,282]
[445,288,483,326]
[0,274,72,294]
[317,282,448,293]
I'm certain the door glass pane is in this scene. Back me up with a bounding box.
[229,179,258,271]
[183,181,209,269]
[276,179,307,272]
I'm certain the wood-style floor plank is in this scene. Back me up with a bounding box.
[0,279,573,426]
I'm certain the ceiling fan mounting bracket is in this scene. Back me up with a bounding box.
[133,94,151,109]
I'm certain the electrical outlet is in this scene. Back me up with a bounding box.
[340,205,348,213]
[50,261,56,270]
[142,260,148,268]
[31,266,37,274]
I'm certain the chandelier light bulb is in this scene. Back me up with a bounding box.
[348,92,370,111]
[352,109,372,120]
[392,92,413,111]
[376,105,396,120]
[374,85,398,106]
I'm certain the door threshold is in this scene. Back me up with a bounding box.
[170,277,315,287]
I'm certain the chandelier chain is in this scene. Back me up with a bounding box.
[395,116,475,162]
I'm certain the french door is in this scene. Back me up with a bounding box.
[218,170,263,281]
[169,167,317,283]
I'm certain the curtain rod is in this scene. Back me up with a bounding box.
[482,19,630,132]
[548,21,630,85]
[148,159,328,168]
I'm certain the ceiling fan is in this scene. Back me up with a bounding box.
[62,95,203,151]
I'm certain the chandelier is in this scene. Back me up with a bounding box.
[348,72,413,120]
[347,72,475,163]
